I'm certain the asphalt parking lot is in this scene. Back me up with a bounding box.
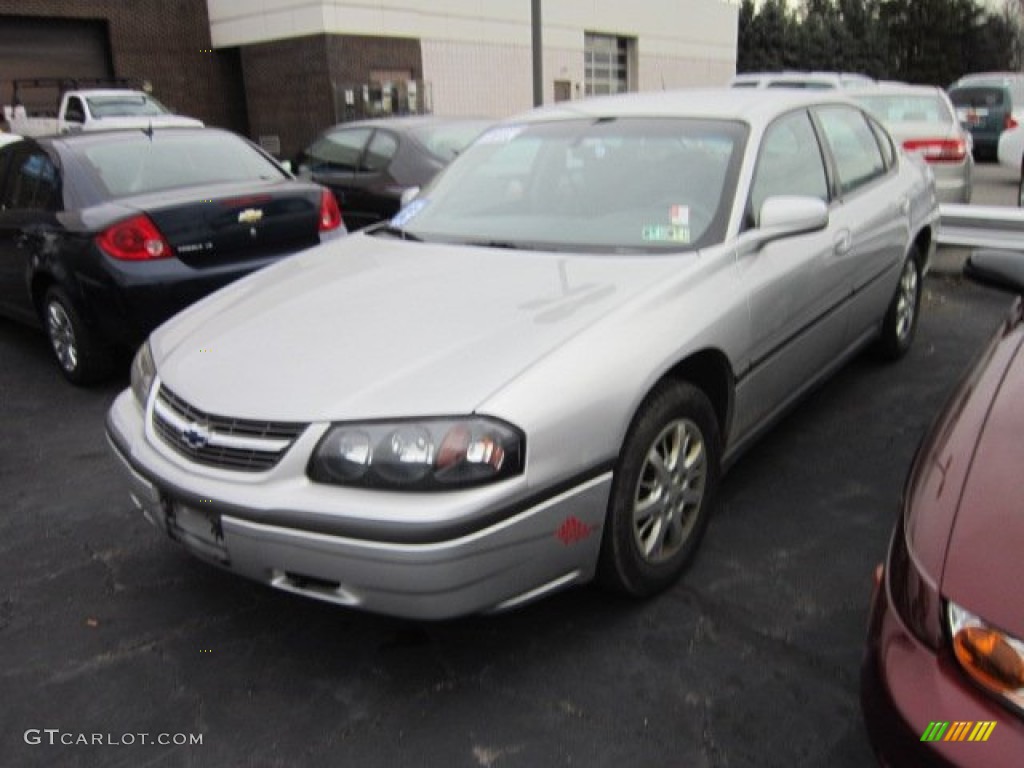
[1,163,1020,768]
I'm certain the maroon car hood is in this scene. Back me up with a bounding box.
[941,327,1024,637]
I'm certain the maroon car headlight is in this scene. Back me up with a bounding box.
[948,601,1024,712]
[308,417,524,490]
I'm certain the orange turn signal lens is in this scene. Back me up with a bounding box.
[948,602,1024,710]
[954,626,1024,692]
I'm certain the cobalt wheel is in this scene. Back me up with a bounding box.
[43,286,111,385]
[599,381,720,597]
[876,248,921,361]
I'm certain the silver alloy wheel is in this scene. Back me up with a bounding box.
[632,418,706,563]
[46,300,78,372]
[895,258,919,343]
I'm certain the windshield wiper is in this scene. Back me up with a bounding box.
[464,240,537,250]
[371,224,423,242]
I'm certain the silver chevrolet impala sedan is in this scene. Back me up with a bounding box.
[106,89,938,619]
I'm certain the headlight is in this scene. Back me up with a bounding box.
[130,341,156,407]
[308,417,524,490]
[948,601,1024,712]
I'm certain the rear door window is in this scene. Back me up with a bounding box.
[306,128,372,173]
[362,130,399,173]
[0,149,60,210]
[814,106,887,196]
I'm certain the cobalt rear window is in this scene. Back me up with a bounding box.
[80,132,286,198]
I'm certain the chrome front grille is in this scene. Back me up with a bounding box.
[151,385,306,472]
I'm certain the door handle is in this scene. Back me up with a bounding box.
[833,230,852,256]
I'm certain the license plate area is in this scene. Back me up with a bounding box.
[167,499,229,563]
[957,107,986,126]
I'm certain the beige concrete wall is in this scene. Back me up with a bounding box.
[207,0,738,116]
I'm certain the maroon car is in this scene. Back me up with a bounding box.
[862,249,1024,766]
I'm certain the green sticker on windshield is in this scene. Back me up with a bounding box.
[642,225,691,243]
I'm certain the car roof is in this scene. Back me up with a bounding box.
[510,88,857,126]
[952,71,1024,84]
[846,83,945,98]
[731,71,873,87]
[75,89,151,99]
[322,115,491,133]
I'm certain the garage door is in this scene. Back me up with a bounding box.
[0,16,112,112]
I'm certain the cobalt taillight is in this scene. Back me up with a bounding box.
[96,215,173,261]
[319,189,343,232]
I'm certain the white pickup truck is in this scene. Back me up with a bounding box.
[3,79,202,137]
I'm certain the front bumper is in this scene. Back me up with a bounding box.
[861,567,1023,767]
[106,389,611,620]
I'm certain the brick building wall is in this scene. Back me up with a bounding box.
[1,1,426,159]
[241,34,422,161]
[0,0,247,134]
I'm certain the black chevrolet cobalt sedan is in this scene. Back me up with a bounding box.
[0,127,345,384]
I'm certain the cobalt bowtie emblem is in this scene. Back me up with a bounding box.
[238,208,264,224]
[182,422,211,449]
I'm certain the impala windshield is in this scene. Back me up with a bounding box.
[392,117,748,252]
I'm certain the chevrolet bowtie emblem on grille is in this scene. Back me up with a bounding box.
[182,422,212,449]
[238,208,264,224]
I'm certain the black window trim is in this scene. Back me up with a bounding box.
[313,126,373,174]
[358,127,400,175]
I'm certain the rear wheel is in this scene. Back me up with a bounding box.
[42,286,112,385]
[599,381,720,597]
[875,248,922,361]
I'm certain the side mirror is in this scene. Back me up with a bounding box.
[964,249,1024,295]
[737,196,828,256]
[758,195,829,234]
[400,186,421,208]
[280,159,293,174]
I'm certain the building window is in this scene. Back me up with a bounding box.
[584,33,633,96]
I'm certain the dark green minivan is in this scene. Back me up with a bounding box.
[948,72,1024,160]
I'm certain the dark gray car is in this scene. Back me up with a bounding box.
[295,116,491,230]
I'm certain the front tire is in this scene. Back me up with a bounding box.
[598,381,721,597]
[43,286,112,385]
[875,248,922,361]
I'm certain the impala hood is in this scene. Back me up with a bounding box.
[151,234,690,421]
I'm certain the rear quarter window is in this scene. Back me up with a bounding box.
[815,106,887,196]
